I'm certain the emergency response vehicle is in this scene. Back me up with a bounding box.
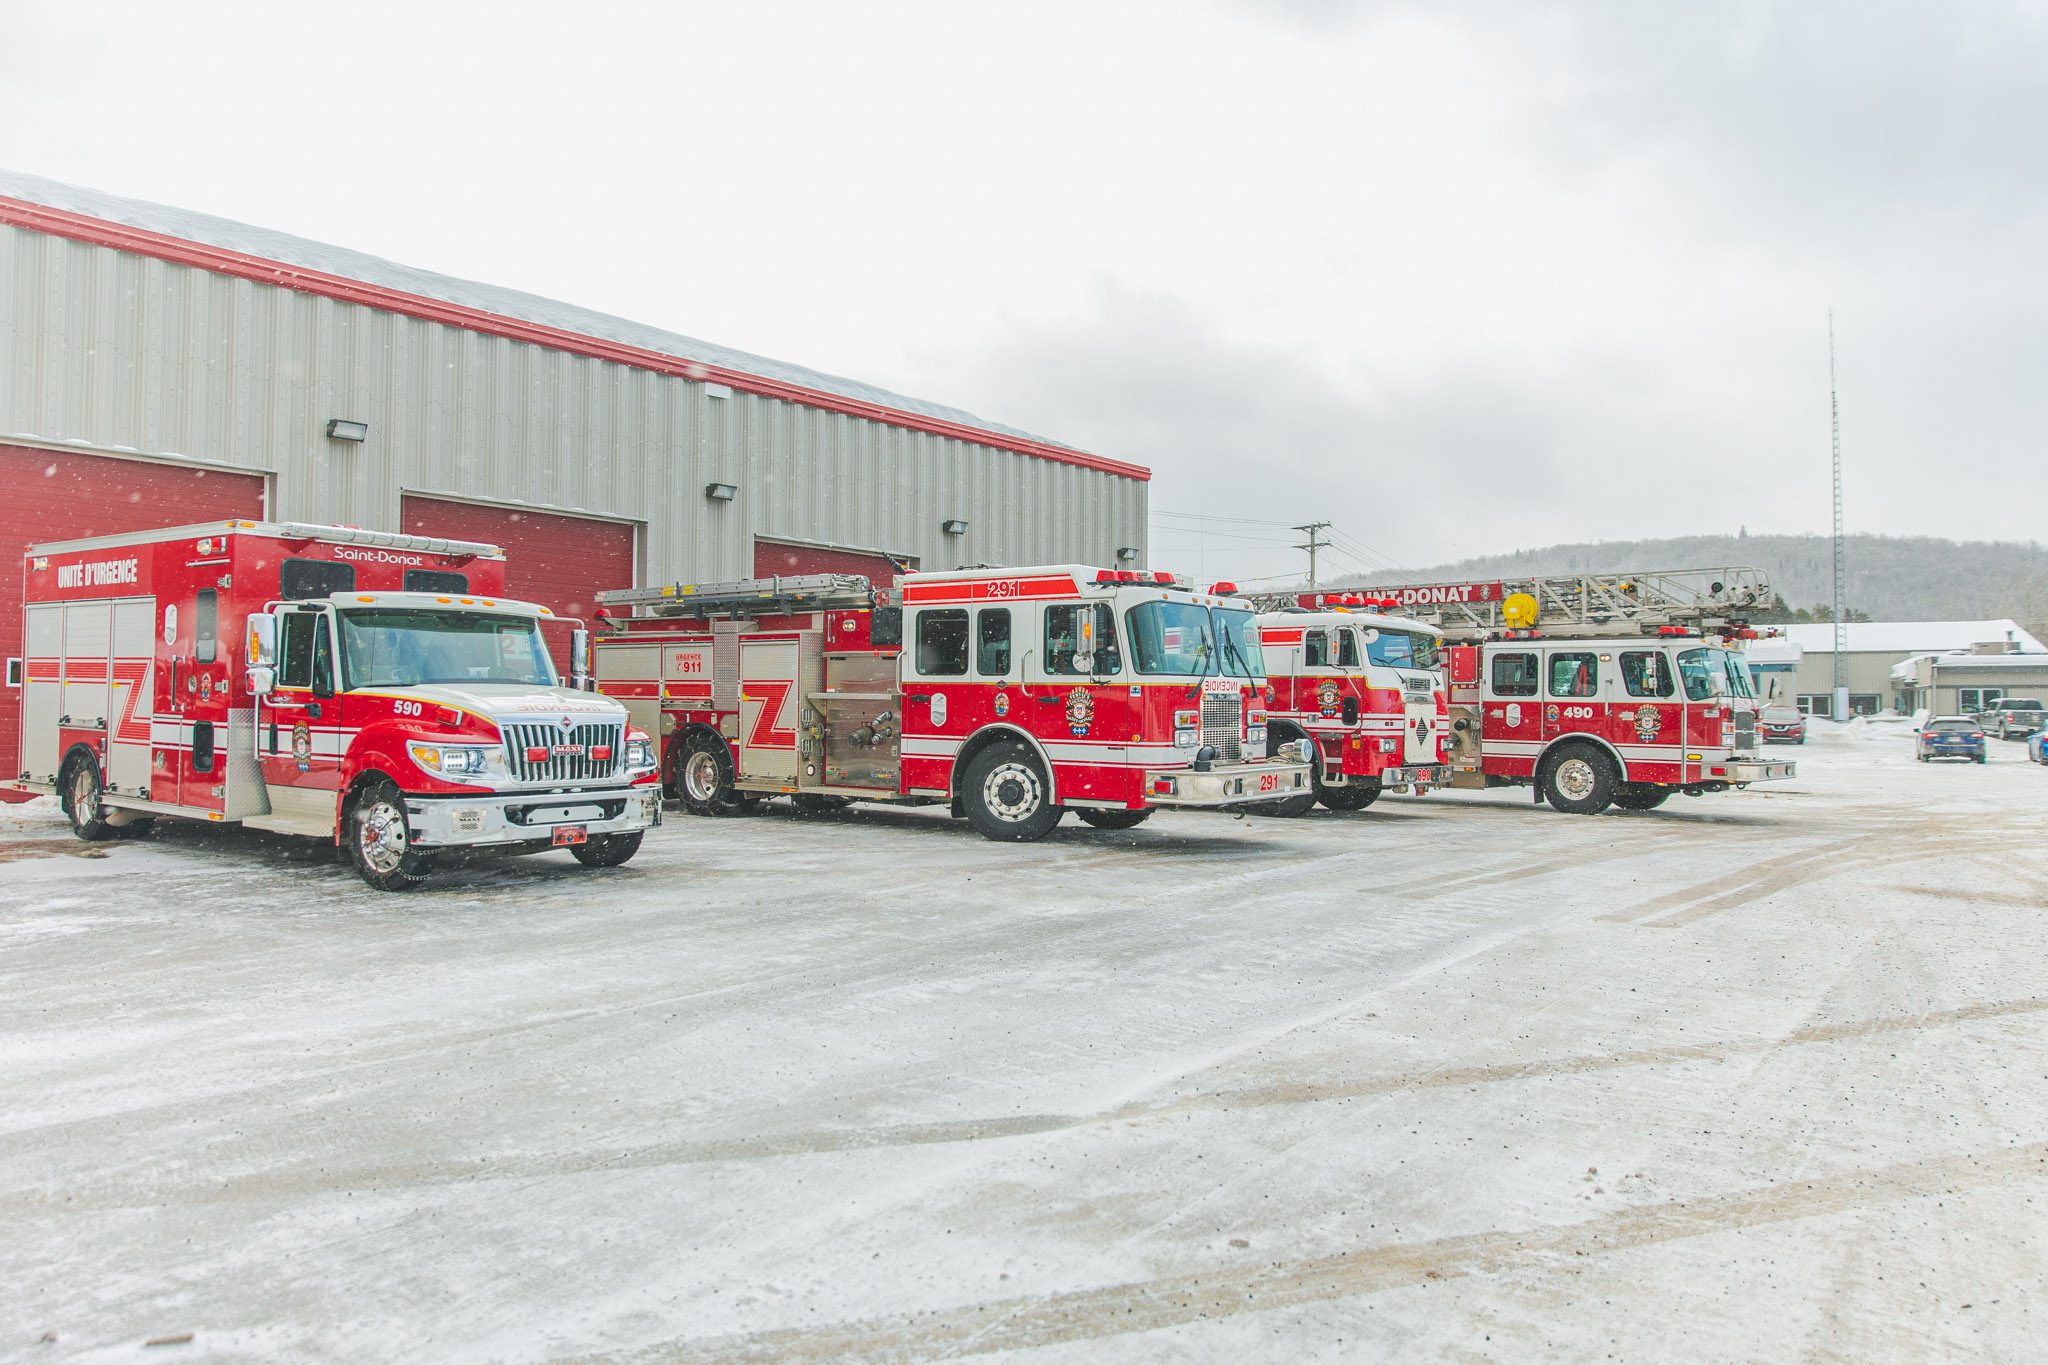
[1240,590,1450,810]
[9,520,660,889]
[591,566,1314,841]
[1345,569,1796,814]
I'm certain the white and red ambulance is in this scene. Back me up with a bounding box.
[1247,591,1449,810]
[592,566,1314,841]
[9,520,660,888]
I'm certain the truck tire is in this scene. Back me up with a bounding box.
[791,793,852,816]
[1611,782,1672,811]
[1541,742,1618,815]
[571,831,644,867]
[676,733,758,817]
[60,753,118,842]
[1318,780,1380,812]
[347,778,435,891]
[1076,808,1152,830]
[960,742,1062,842]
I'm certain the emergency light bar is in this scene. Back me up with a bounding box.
[272,523,504,559]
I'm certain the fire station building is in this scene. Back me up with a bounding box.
[0,170,1149,786]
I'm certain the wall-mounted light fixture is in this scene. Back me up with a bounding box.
[326,419,369,442]
[941,519,969,536]
[1116,546,1140,563]
[705,482,738,502]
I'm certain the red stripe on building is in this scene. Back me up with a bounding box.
[0,196,1149,483]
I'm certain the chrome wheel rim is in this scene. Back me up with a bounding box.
[683,750,722,803]
[357,800,408,875]
[70,765,98,823]
[981,759,1044,822]
[1555,757,1597,802]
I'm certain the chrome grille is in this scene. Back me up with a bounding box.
[1201,693,1244,761]
[1733,710,1757,754]
[502,721,624,783]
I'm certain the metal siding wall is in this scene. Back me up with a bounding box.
[1,225,1148,585]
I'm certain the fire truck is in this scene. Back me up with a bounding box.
[1238,589,1450,810]
[1344,569,1796,814]
[9,520,661,889]
[591,566,1314,841]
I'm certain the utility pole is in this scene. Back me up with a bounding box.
[1293,521,1333,588]
[1829,310,1848,722]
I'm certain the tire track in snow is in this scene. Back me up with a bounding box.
[591,1141,2048,1363]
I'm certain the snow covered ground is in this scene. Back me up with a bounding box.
[3,721,2044,1362]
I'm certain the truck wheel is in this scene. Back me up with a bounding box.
[347,779,435,891]
[1611,782,1672,811]
[1318,781,1379,812]
[1541,743,1617,815]
[791,793,852,816]
[571,831,644,867]
[1076,808,1152,830]
[60,753,118,842]
[677,733,758,817]
[960,743,1061,842]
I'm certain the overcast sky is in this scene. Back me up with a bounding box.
[4,1,2043,583]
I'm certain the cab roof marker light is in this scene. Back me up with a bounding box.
[356,595,376,602]
[1095,570,1118,583]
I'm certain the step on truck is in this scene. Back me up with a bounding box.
[592,565,1315,841]
[1345,570,1796,814]
[1239,589,1450,811]
[9,520,661,889]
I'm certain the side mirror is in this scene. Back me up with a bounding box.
[247,665,275,698]
[571,627,593,691]
[247,612,277,668]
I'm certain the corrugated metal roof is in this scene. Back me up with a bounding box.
[1780,620,2045,655]
[0,167,1074,454]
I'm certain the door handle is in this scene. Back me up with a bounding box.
[906,694,932,704]
[1034,695,1061,704]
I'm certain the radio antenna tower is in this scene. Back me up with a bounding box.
[1829,309,1848,722]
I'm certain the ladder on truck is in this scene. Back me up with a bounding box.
[596,573,882,619]
[1248,568,1772,639]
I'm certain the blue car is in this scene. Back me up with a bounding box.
[1917,716,1987,763]
[2030,731,2048,765]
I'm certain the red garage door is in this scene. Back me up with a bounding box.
[401,496,636,672]
[754,538,911,585]
[2,445,267,797]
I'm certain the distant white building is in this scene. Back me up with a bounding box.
[1765,621,2045,717]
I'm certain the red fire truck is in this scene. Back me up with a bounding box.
[591,566,1314,841]
[1240,590,1449,810]
[1347,569,1796,814]
[9,520,661,889]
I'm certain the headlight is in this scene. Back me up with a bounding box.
[410,743,499,776]
[1174,728,1198,749]
[1247,724,1267,746]
[625,737,658,771]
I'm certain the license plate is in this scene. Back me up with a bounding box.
[551,824,588,847]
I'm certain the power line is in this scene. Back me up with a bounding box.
[1293,521,1333,588]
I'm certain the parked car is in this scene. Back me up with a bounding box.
[1758,703,1807,744]
[1980,697,2045,740]
[1916,716,1987,763]
[2029,730,2048,765]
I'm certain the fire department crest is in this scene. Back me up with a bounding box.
[1633,704,1662,742]
[1065,687,1094,736]
[993,690,1010,718]
[291,719,312,773]
[1316,681,1341,714]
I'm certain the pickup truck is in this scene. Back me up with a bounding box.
[1980,698,2044,740]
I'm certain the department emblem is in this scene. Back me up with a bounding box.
[1317,681,1341,714]
[993,690,1010,718]
[291,719,313,773]
[1066,687,1094,736]
[1634,704,1662,742]
[1505,703,1523,728]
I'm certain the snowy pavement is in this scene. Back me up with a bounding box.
[3,720,2044,1362]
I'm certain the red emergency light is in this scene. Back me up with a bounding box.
[1210,581,1238,595]
[1151,571,1175,585]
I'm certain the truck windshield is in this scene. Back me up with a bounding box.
[1714,648,1756,699]
[338,609,557,689]
[1366,628,1440,671]
[1676,648,1721,701]
[1125,601,1266,679]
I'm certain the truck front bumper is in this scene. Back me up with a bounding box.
[1349,763,1447,790]
[407,784,660,848]
[1143,759,1312,809]
[1721,760,1797,784]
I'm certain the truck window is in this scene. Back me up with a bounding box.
[1676,648,1719,702]
[869,607,903,649]
[976,608,1011,676]
[194,589,218,664]
[279,611,326,689]
[1620,650,1674,698]
[404,569,469,594]
[1548,652,1598,698]
[1126,600,1228,676]
[1335,629,1360,668]
[1368,630,1440,671]
[1304,630,1328,667]
[1045,603,1121,676]
[281,558,356,601]
[914,609,969,676]
[1491,651,1537,697]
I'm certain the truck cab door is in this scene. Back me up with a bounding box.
[260,606,341,793]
